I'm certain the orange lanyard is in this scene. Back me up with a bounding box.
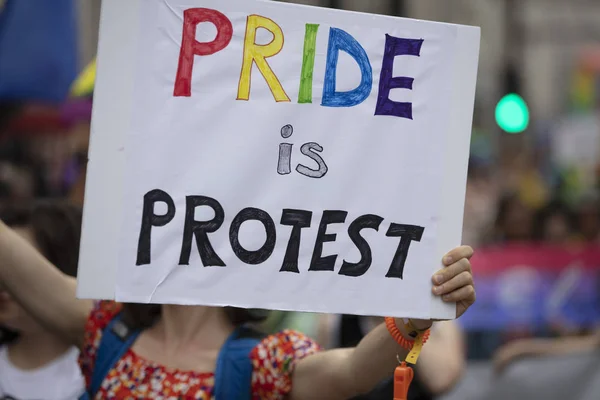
[384,317,430,400]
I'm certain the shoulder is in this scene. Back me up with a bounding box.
[88,301,123,328]
[251,329,321,397]
[82,300,122,350]
[51,347,87,398]
[78,301,122,386]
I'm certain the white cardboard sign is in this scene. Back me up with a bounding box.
[77,0,480,320]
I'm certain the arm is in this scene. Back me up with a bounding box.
[0,221,92,348]
[310,319,465,396]
[494,331,600,373]
[291,321,423,400]
[290,246,475,400]
[415,321,466,394]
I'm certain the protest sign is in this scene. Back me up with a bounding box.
[460,245,600,330]
[77,0,480,320]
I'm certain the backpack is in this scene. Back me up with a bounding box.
[79,314,263,400]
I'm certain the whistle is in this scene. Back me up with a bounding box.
[393,362,414,400]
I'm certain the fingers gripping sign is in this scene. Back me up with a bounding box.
[432,246,476,318]
[387,245,476,399]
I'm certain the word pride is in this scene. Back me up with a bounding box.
[173,8,424,119]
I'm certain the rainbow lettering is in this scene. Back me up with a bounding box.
[173,8,423,119]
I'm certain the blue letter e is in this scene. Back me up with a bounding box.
[321,28,373,108]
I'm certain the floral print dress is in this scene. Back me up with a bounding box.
[79,301,320,399]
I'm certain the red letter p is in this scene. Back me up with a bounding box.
[173,8,233,97]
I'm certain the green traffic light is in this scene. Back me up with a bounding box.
[495,93,529,134]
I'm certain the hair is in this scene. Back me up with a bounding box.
[0,200,82,277]
[491,192,535,243]
[0,199,266,336]
[533,200,574,241]
[494,192,519,231]
[0,102,22,134]
[0,200,82,343]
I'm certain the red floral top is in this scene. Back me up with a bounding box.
[79,301,320,399]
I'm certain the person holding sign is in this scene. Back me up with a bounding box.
[0,215,475,399]
[19,0,478,398]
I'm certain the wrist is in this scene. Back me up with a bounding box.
[385,317,432,356]
[394,318,432,332]
[391,318,432,343]
[410,319,433,331]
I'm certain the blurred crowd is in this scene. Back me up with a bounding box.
[0,102,90,207]
[464,151,600,249]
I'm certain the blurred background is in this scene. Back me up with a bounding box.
[1,0,599,398]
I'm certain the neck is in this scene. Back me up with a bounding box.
[154,305,234,352]
[7,330,72,370]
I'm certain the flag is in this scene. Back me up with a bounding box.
[0,0,78,102]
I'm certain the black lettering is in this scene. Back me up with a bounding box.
[338,214,384,277]
[230,208,276,265]
[136,189,176,265]
[385,224,425,279]
[309,210,348,271]
[279,209,313,273]
[179,196,225,266]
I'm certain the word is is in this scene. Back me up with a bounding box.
[173,8,424,119]
[136,189,425,279]
[277,124,328,178]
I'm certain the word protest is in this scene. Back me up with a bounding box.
[77,0,480,320]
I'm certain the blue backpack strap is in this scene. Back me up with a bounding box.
[79,313,141,400]
[214,326,263,400]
